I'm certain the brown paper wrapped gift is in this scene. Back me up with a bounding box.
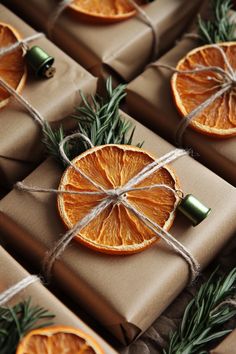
[4,0,202,83]
[0,246,117,354]
[0,112,235,344]
[126,32,236,186]
[0,4,97,188]
[210,329,236,354]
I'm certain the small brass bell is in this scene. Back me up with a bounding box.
[177,194,211,226]
[25,46,56,78]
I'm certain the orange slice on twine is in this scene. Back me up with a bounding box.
[16,326,104,354]
[69,0,142,23]
[171,42,236,138]
[58,144,179,255]
[0,22,26,109]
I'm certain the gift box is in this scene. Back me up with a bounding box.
[0,246,117,354]
[0,4,97,188]
[0,112,235,345]
[211,329,236,354]
[126,28,236,186]
[4,0,202,83]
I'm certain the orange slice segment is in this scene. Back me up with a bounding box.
[0,22,26,109]
[58,144,179,254]
[16,326,104,354]
[69,0,140,23]
[171,42,236,138]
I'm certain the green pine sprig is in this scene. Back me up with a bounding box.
[198,0,236,44]
[42,77,142,167]
[163,268,236,354]
[0,298,54,354]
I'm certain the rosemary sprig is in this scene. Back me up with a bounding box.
[198,0,236,44]
[163,268,236,354]
[0,298,54,354]
[42,77,141,166]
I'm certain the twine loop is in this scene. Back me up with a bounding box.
[15,132,200,283]
[151,44,236,145]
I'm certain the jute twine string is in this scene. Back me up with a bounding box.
[15,133,200,283]
[0,275,40,306]
[0,32,48,126]
[0,32,45,57]
[150,44,236,146]
[0,78,45,127]
[47,0,159,60]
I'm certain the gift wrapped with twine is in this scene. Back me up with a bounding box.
[4,0,202,83]
[0,4,97,188]
[0,246,117,353]
[127,8,236,186]
[0,109,235,344]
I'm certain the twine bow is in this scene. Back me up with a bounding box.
[47,0,159,60]
[151,44,236,145]
[16,133,200,283]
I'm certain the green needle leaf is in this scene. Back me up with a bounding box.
[198,0,236,44]
[164,268,236,353]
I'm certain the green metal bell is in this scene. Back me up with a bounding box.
[25,46,56,78]
[177,194,211,226]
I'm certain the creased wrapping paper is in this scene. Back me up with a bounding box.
[4,0,202,83]
[0,5,97,187]
[0,112,235,344]
[0,246,117,354]
[126,32,236,186]
[211,329,236,354]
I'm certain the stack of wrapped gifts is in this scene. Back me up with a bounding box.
[0,1,235,353]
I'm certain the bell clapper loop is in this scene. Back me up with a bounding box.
[176,189,184,200]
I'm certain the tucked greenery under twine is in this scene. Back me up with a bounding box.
[163,268,236,354]
[198,0,236,44]
[0,298,54,354]
[42,77,142,167]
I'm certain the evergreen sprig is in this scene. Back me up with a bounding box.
[42,77,141,166]
[198,0,236,44]
[0,298,54,354]
[163,268,236,354]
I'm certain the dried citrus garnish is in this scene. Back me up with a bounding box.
[58,144,179,254]
[16,326,104,354]
[171,42,236,138]
[69,0,138,23]
[0,22,26,109]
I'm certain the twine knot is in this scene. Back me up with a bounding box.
[151,44,236,145]
[106,188,125,204]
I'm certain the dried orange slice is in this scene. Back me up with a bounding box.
[58,144,179,254]
[16,326,104,354]
[171,42,236,138]
[69,0,140,23]
[0,22,26,109]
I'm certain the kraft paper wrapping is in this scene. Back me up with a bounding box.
[126,34,236,186]
[0,246,117,354]
[0,5,97,188]
[4,0,202,83]
[0,112,236,344]
[211,329,236,354]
